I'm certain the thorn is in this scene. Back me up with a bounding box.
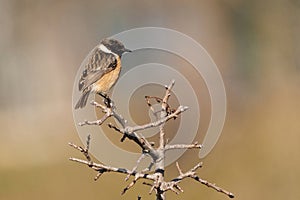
[120,135,127,142]
[229,193,235,198]
[180,106,188,112]
[94,172,102,181]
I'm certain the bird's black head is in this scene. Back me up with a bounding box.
[101,38,131,57]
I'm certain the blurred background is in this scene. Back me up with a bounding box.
[0,0,299,199]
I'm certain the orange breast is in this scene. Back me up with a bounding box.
[93,57,121,93]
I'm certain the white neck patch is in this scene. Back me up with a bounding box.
[99,44,116,55]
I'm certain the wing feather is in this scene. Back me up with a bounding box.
[78,48,117,91]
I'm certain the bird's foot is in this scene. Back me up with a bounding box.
[104,97,114,108]
[98,93,114,108]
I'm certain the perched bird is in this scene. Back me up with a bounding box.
[75,38,131,109]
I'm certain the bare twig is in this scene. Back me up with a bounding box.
[69,156,156,181]
[123,105,188,134]
[165,162,234,198]
[125,153,146,181]
[165,142,202,151]
[191,175,235,198]
[68,135,91,161]
[142,159,154,173]
[159,80,175,149]
[122,174,142,195]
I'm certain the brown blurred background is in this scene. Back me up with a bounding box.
[0,0,300,199]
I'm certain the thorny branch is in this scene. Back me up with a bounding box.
[69,80,235,199]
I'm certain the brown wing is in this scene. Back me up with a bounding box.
[78,48,117,91]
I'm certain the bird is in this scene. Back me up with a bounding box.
[74,38,131,109]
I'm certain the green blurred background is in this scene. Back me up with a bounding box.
[1,0,299,199]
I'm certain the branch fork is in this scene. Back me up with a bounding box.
[69,80,234,199]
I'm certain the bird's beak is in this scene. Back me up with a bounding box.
[124,48,132,53]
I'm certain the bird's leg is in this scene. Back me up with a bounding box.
[98,93,113,108]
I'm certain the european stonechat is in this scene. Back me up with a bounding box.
[75,38,131,109]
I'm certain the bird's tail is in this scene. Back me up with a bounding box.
[75,90,90,109]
